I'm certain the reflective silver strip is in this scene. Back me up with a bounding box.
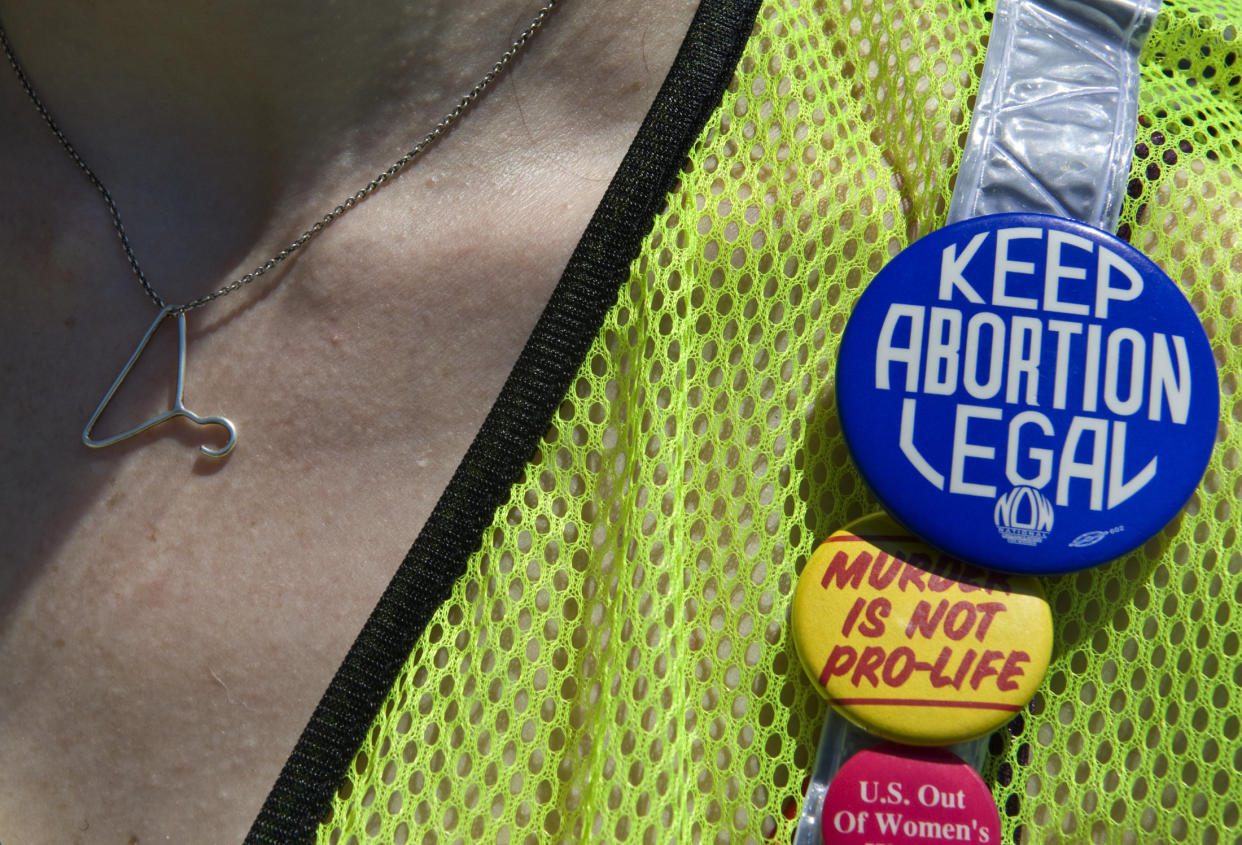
[948,0,1161,231]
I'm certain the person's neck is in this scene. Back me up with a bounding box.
[1,0,557,170]
[0,0,682,303]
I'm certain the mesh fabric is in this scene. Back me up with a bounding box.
[318,0,1242,842]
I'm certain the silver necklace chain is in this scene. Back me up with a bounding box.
[0,3,557,457]
[0,1,557,314]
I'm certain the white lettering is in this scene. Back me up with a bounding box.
[1094,246,1144,318]
[993,227,1042,310]
[1108,420,1157,508]
[1005,316,1042,405]
[908,820,953,839]
[939,232,988,303]
[950,404,1001,497]
[1058,416,1109,510]
[963,312,1005,400]
[917,783,964,808]
[1043,229,1092,315]
[1148,333,1192,424]
[1104,328,1146,416]
[832,810,857,834]
[1006,411,1055,488]
[901,398,945,489]
[1046,319,1083,410]
[995,486,1054,531]
[876,812,902,835]
[876,304,924,391]
[923,307,962,395]
[1082,323,1102,413]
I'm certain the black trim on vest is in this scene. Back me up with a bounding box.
[246,1,762,841]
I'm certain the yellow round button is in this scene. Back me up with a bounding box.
[792,513,1053,745]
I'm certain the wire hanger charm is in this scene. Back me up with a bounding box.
[2,2,556,458]
[81,307,237,458]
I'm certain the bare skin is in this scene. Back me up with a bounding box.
[0,1,699,840]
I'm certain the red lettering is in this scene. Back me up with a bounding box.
[867,553,902,589]
[881,646,917,687]
[973,602,1008,641]
[898,558,928,592]
[819,645,856,685]
[840,596,866,637]
[943,601,978,641]
[858,597,891,638]
[928,647,976,690]
[969,649,1006,690]
[823,549,870,590]
[997,650,1031,691]
[926,555,959,592]
[851,646,886,687]
[904,599,949,639]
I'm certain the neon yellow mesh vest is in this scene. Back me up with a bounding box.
[249,1,1242,842]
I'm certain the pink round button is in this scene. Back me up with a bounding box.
[821,743,1001,844]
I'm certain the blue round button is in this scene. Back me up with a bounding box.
[836,213,1219,574]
